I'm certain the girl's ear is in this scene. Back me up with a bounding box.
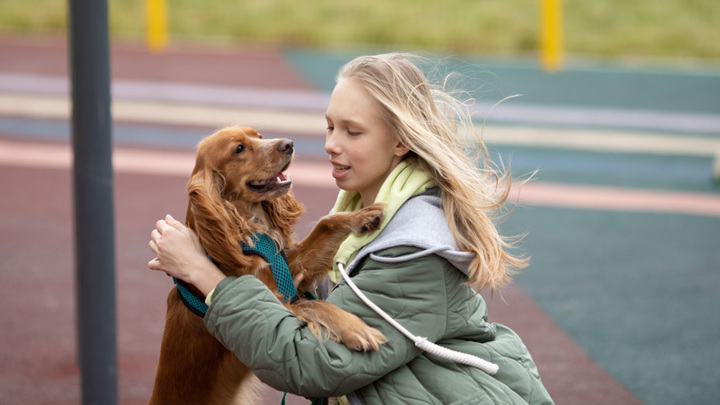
[394,140,411,158]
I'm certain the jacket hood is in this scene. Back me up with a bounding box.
[345,188,474,278]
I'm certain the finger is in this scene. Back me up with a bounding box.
[156,219,170,234]
[150,229,161,244]
[148,239,158,254]
[148,257,162,270]
[165,214,186,232]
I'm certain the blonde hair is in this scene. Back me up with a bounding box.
[337,53,526,291]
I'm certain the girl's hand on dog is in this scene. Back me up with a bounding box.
[149,214,226,296]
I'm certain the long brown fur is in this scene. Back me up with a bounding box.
[149,126,387,405]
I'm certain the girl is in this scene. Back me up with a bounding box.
[149,53,553,405]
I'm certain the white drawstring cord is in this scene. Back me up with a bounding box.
[337,262,499,375]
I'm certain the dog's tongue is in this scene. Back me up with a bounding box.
[278,172,287,182]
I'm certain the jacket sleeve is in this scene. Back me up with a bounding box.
[204,247,452,398]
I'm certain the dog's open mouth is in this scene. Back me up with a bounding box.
[247,171,292,193]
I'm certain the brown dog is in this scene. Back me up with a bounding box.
[148,126,386,404]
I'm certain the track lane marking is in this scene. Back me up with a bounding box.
[2,139,718,217]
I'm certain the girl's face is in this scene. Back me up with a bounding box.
[325,78,409,207]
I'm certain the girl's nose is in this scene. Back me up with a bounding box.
[324,133,339,155]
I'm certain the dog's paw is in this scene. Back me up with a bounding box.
[353,203,386,234]
[294,300,387,352]
[341,325,387,352]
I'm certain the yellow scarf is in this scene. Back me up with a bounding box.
[329,158,435,283]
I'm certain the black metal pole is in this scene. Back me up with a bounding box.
[67,0,118,404]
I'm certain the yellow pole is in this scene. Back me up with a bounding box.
[146,0,167,53]
[540,0,563,72]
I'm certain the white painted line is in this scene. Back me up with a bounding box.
[475,126,720,157]
[511,182,720,218]
[3,93,720,159]
[3,72,720,133]
[2,139,719,217]
[473,102,720,134]
[0,93,325,136]
[0,72,330,111]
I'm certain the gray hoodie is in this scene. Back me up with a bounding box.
[345,189,474,278]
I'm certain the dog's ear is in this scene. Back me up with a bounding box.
[185,153,209,231]
[186,165,254,274]
[262,193,305,245]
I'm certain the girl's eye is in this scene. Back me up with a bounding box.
[348,130,361,136]
[234,144,246,154]
[326,126,334,133]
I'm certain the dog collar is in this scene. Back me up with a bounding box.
[174,233,298,318]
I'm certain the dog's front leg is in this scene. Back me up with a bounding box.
[290,299,387,352]
[288,203,385,292]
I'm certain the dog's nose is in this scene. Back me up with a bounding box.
[278,139,294,154]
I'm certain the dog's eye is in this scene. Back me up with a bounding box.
[234,144,246,155]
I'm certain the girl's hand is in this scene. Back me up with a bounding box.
[148,214,225,296]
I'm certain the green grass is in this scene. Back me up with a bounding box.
[1,0,718,63]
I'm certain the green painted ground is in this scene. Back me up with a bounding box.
[284,49,720,115]
[501,207,720,405]
[487,145,719,193]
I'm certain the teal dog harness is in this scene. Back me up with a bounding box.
[241,233,299,304]
[174,233,298,318]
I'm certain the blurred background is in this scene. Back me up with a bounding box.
[3,0,719,61]
[0,1,718,404]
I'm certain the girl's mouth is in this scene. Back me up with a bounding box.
[331,163,350,180]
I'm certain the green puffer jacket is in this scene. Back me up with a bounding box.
[204,193,554,405]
